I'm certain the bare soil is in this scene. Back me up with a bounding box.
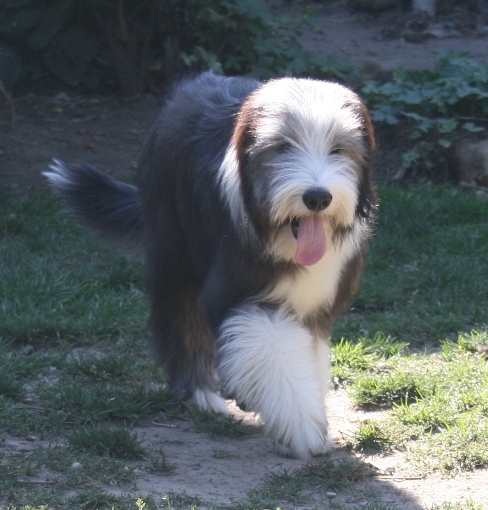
[1,0,487,507]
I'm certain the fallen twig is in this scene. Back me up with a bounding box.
[151,421,177,428]
[372,475,424,480]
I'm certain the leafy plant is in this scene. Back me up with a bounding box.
[362,53,488,180]
[0,0,355,95]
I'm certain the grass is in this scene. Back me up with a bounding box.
[337,185,488,344]
[349,419,393,452]
[331,333,407,383]
[66,425,146,459]
[430,501,486,510]
[189,408,252,438]
[0,189,147,345]
[0,185,487,509]
[340,332,488,473]
[237,457,377,510]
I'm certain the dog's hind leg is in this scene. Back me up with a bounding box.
[147,273,228,415]
[218,304,332,459]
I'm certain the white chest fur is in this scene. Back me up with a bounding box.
[265,229,360,320]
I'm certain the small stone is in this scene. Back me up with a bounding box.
[327,492,337,498]
[71,462,82,470]
[453,139,488,187]
[53,92,70,102]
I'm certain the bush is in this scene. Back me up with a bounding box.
[362,53,488,180]
[0,0,356,95]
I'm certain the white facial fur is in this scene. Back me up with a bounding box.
[218,78,368,252]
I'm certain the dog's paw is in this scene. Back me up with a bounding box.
[219,305,333,459]
[277,418,334,460]
[190,388,229,415]
[274,433,334,459]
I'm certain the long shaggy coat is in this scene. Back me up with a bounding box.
[44,72,376,458]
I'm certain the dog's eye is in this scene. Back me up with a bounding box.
[276,142,293,154]
[330,148,343,155]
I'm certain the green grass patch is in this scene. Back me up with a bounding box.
[349,361,429,407]
[37,444,138,485]
[0,341,51,400]
[332,333,406,383]
[65,352,146,382]
[0,445,138,507]
[341,332,488,473]
[337,185,488,345]
[430,500,486,510]
[0,189,147,345]
[189,409,252,438]
[238,457,377,510]
[410,412,488,473]
[63,489,138,510]
[0,373,24,400]
[42,383,180,424]
[66,426,146,459]
[350,419,393,452]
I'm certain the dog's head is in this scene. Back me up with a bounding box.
[219,77,376,266]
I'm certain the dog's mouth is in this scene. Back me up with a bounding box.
[291,218,300,239]
[289,216,327,266]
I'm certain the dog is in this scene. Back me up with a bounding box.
[44,72,376,459]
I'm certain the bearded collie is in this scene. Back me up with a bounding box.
[44,72,376,458]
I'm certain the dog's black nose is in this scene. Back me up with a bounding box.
[302,188,332,212]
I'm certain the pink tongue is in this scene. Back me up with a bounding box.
[295,216,326,266]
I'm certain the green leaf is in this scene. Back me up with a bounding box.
[25,6,69,50]
[463,122,484,133]
[402,151,420,169]
[437,118,458,133]
[402,113,434,133]
[371,106,399,125]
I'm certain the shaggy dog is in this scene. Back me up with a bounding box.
[44,72,376,459]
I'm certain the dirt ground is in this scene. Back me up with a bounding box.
[1,0,488,507]
[121,392,488,509]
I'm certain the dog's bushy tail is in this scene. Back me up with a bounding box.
[43,160,144,253]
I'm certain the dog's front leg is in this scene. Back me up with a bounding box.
[218,304,333,459]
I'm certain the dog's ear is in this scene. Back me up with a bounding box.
[231,96,259,173]
[359,102,376,154]
[356,102,377,220]
[229,96,273,240]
